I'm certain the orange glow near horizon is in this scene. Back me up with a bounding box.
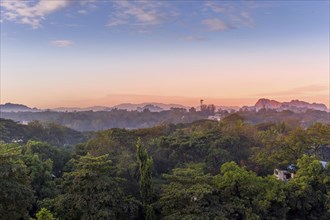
[1,93,328,109]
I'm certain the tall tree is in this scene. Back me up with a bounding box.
[23,152,55,216]
[136,137,155,220]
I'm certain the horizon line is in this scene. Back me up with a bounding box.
[1,95,329,109]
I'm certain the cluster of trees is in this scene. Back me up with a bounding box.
[239,109,329,128]
[200,104,216,116]
[0,117,329,219]
[0,118,86,146]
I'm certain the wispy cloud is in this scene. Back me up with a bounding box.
[0,0,69,28]
[204,1,225,13]
[202,0,261,30]
[50,40,73,47]
[77,10,88,15]
[107,0,178,31]
[180,35,207,42]
[201,18,232,32]
[254,85,329,97]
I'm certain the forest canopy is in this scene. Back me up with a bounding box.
[0,116,329,219]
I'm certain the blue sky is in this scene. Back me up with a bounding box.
[1,0,329,108]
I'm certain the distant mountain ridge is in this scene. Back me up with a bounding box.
[0,102,191,112]
[52,103,189,112]
[52,106,109,112]
[253,98,328,112]
[112,102,188,111]
[1,99,328,131]
[0,103,39,112]
[1,99,328,113]
[282,100,327,111]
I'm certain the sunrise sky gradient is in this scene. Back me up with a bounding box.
[1,0,329,108]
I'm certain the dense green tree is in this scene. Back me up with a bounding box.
[306,123,330,156]
[31,208,56,220]
[24,152,55,216]
[158,163,221,219]
[219,120,259,166]
[205,142,231,175]
[136,137,155,219]
[25,140,71,177]
[251,123,330,175]
[24,153,54,198]
[251,125,288,174]
[215,162,288,219]
[286,155,330,219]
[0,143,34,219]
[55,153,136,220]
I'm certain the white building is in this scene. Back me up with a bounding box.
[208,115,221,121]
[274,169,294,181]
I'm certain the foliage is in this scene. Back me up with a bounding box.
[25,140,71,177]
[32,208,57,220]
[0,143,34,219]
[215,162,288,219]
[286,155,330,219]
[54,153,136,219]
[0,117,329,219]
[0,118,86,146]
[136,137,155,219]
[251,123,330,174]
[159,163,220,219]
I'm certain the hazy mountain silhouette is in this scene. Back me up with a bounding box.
[0,103,39,112]
[253,98,328,112]
[1,98,328,113]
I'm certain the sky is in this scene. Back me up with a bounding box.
[0,0,329,108]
